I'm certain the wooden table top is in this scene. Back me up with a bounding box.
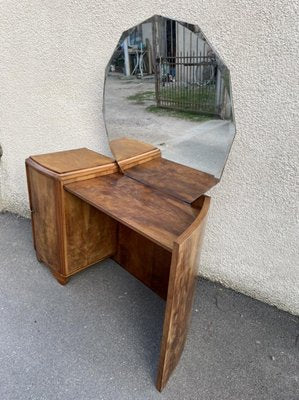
[65,173,200,251]
[125,157,218,203]
[31,148,114,174]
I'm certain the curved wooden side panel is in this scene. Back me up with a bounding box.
[156,195,211,391]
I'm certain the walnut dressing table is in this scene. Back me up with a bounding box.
[26,138,217,391]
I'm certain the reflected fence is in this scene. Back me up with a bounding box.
[155,54,231,118]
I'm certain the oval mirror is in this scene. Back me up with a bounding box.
[104,15,235,181]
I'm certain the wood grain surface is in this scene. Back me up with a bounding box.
[65,173,200,251]
[156,195,211,391]
[109,137,161,170]
[125,157,218,203]
[26,164,62,272]
[31,148,114,174]
[114,224,172,299]
[25,155,118,283]
[26,147,212,392]
[64,191,118,275]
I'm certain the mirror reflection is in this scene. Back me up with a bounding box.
[104,15,235,179]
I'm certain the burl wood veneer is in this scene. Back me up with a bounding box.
[26,143,212,391]
[65,173,200,251]
[125,157,218,203]
[109,137,161,171]
[26,148,118,284]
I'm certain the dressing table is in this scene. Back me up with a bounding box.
[26,138,216,391]
[25,13,235,391]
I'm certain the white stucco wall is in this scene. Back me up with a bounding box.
[0,1,298,314]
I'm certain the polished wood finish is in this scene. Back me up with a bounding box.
[64,191,117,276]
[157,196,210,391]
[109,137,218,203]
[31,148,113,174]
[26,150,118,283]
[114,224,172,300]
[125,157,218,203]
[26,165,62,272]
[109,137,161,170]
[26,145,213,392]
[65,173,199,251]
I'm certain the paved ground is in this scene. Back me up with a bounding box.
[0,212,298,400]
[104,76,235,178]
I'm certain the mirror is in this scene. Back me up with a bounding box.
[104,15,235,179]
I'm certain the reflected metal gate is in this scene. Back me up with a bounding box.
[152,17,227,118]
[155,54,219,116]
